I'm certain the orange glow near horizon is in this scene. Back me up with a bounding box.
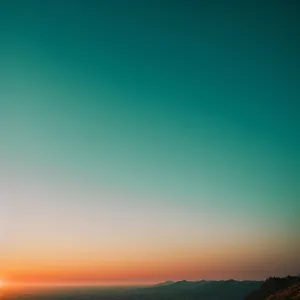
[2,280,151,288]
[2,237,299,287]
[2,248,292,287]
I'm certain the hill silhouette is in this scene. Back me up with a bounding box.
[245,276,300,300]
[153,280,175,287]
[136,280,261,300]
[6,278,300,300]
[5,280,262,300]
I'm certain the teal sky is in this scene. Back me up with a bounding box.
[0,0,299,282]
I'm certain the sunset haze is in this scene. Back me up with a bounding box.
[0,0,299,285]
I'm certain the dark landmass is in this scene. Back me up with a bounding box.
[4,279,261,300]
[7,276,300,300]
[267,281,300,300]
[245,275,300,300]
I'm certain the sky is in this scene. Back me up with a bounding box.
[0,0,299,285]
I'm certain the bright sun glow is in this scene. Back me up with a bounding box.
[0,280,5,287]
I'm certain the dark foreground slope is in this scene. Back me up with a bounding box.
[245,276,300,300]
[5,280,261,300]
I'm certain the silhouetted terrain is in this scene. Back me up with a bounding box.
[267,282,300,300]
[6,276,299,300]
[4,280,261,300]
[245,276,300,300]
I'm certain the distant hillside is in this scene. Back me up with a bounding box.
[129,279,262,300]
[5,280,262,300]
[153,280,175,287]
[245,276,300,300]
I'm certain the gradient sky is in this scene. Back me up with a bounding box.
[0,0,299,284]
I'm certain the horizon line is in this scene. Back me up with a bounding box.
[2,278,266,288]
